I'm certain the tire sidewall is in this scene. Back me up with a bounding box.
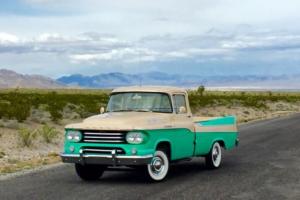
[147,150,169,181]
[211,142,222,168]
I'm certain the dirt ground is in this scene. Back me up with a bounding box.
[0,101,300,175]
[0,118,82,174]
[195,101,300,123]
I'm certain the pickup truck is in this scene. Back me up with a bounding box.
[61,86,239,182]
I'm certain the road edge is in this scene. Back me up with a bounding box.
[0,162,64,181]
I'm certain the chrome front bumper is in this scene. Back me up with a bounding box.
[60,153,153,166]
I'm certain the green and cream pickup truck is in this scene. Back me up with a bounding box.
[61,86,239,182]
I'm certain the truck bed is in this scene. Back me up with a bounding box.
[193,115,238,133]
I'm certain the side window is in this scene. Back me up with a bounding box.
[173,94,187,114]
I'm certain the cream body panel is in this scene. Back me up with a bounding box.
[194,124,238,133]
[66,112,175,131]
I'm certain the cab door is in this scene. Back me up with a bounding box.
[171,94,195,159]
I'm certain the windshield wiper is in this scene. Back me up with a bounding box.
[111,109,152,112]
[110,109,133,112]
[135,109,152,112]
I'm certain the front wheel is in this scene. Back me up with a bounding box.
[75,164,106,181]
[205,142,222,169]
[146,150,169,182]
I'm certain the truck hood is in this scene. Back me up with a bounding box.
[65,112,173,131]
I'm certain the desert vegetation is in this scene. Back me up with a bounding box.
[1,87,300,175]
[0,88,109,123]
[1,88,300,124]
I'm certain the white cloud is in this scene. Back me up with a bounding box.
[2,30,300,65]
[36,33,67,42]
[0,33,20,44]
[69,47,159,64]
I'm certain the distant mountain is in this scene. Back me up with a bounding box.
[57,71,300,89]
[2,68,300,90]
[0,69,63,89]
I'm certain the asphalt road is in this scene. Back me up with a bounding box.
[1,114,300,200]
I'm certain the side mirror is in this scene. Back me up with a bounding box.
[178,106,187,114]
[100,107,105,114]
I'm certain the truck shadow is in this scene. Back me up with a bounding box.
[89,159,233,185]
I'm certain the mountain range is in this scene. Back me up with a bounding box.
[57,72,300,90]
[0,69,63,89]
[1,68,300,90]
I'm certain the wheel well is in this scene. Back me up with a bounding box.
[156,141,171,159]
[216,140,225,149]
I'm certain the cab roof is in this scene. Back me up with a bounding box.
[112,86,187,94]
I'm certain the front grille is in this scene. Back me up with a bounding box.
[82,147,125,155]
[82,131,126,143]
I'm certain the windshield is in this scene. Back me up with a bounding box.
[107,92,173,113]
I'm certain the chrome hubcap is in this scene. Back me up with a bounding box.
[212,144,221,166]
[151,156,164,174]
[213,148,219,161]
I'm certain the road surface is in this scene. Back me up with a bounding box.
[1,114,300,200]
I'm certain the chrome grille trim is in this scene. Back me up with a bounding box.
[83,148,124,153]
[81,147,125,155]
[84,132,123,136]
[83,140,124,143]
[82,131,126,143]
[84,136,123,139]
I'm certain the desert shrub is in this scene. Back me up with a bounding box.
[242,96,267,109]
[0,89,109,122]
[46,92,64,122]
[30,108,51,124]
[18,128,37,147]
[1,91,31,122]
[0,151,5,158]
[197,85,205,96]
[48,152,59,157]
[243,110,250,115]
[0,100,10,119]
[38,124,59,143]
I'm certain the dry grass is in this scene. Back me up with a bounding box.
[0,153,60,174]
[0,122,65,175]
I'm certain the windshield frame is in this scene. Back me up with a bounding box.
[106,92,174,114]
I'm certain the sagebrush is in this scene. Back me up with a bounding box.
[18,128,37,147]
[38,124,59,143]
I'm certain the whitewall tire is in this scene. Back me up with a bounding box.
[146,150,169,182]
[205,142,222,169]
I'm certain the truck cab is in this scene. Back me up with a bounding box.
[61,86,238,182]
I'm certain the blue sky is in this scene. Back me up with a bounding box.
[1,0,300,78]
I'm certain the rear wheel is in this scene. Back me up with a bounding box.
[205,142,222,169]
[75,164,106,181]
[146,150,169,182]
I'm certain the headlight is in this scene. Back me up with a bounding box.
[126,132,144,144]
[66,130,82,142]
